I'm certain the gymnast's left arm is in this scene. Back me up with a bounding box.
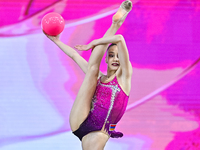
[74,34,133,77]
[75,34,132,77]
[111,34,133,95]
[113,34,133,78]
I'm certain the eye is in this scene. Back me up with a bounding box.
[109,54,114,57]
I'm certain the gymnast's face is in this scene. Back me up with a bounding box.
[106,45,120,71]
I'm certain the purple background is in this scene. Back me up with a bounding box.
[0,0,200,149]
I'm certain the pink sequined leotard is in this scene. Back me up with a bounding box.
[73,76,129,141]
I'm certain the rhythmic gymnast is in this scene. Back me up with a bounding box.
[44,0,133,149]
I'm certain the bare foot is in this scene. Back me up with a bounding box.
[112,0,133,24]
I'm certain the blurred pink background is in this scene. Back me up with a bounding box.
[0,0,200,149]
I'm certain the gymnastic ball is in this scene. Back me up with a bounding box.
[41,12,65,36]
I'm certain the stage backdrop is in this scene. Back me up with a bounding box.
[0,0,200,149]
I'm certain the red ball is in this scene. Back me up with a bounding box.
[41,12,65,36]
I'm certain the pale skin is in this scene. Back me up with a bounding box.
[44,1,132,149]
[75,35,132,95]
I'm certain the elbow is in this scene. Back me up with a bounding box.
[71,51,79,60]
[115,34,125,43]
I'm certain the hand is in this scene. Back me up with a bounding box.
[74,44,94,51]
[43,30,60,42]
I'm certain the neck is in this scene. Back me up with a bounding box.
[106,69,116,78]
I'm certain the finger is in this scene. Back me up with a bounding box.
[75,45,82,48]
[74,45,78,48]
[74,46,80,50]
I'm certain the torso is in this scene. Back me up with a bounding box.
[100,74,131,96]
[91,76,129,126]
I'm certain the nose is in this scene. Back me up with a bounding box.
[114,56,119,61]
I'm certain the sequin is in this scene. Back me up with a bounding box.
[73,76,129,141]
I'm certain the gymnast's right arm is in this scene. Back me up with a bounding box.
[44,33,88,74]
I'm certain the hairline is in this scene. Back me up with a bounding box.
[107,43,117,53]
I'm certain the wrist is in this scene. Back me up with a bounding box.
[92,39,97,47]
[53,39,61,44]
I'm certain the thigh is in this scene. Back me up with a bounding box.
[70,43,110,132]
[82,131,110,150]
[69,66,99,131]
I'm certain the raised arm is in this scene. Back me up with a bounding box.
[75,34,133,77]
[114,34,133,78]
[44,34,88,74]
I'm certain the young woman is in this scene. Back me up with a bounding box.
[44,1,133,149]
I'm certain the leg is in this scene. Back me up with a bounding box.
[69,0,132,132]
[86,0,132,69]
[69,23,119,132]
[82,131,110,150]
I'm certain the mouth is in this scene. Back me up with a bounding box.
[112,63,119,66]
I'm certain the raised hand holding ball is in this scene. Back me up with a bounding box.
[41,12,65,36]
